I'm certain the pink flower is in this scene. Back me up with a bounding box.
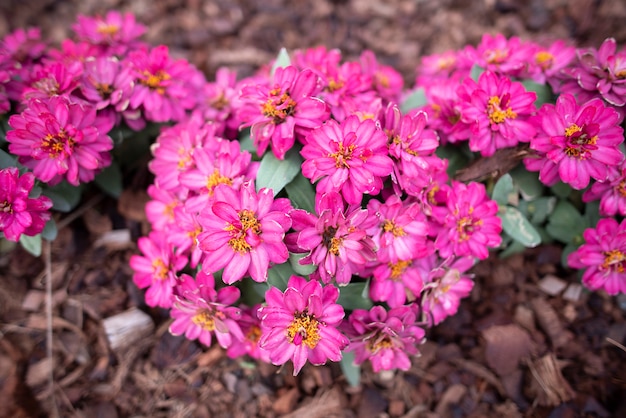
[344,305,425,372]
[169,272,244,348]
[526,93,624,189]
[1,27,47,101]
[72,11,147,56]
[197,182,292,284]
[169,202,203,268]
[127,45,199,122]
[226,304,271,362]
[420,255,475,325]
[523,40,576,90]
[0,167,52,242]
[238,65,329,159]
[421,79,471,145]
[129,230,188,308]
[462,33,533,77]
[7,96,113,186]
[199,67,241,137]
[301,116,394,204]
[145,184,184,232]
[359,50,404,103]
[258,275,348,375]
[583,162,626,216]
[457,71,537,157]
[434,181,502,260]
[565,38,626,107]
[568,218,626,295]
[416,50,471,85]
[287,192,376,285]
[370,259,426,308]
[22,61,82,101]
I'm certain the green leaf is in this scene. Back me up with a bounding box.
[266,262,296,292]
[0,148,17,169]
[499,205,541,248]
[337,282,373,311]
[40,218,58,241]
[550,181,572,199]
[238,278,267,306]
[470,65,484,81]
[510,164,544,201]
[526,196,556,225]
[94,161,123,198]
[270,47,291,78]
[545,200,586,244]
[400,88,426,113]
[42,181,82,213]
[340,351,360,387]
[238,128,257,155]
[19,233,42,257]
[285,172,316,213]
[491,173,514,206]
[583,200,601,231]
[256,147,302,194]
[521,80,553,108]
[499,239,527,259]
[288,252,317,276]
[435,144,470,179]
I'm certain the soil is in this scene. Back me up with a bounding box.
[1,1,626,417]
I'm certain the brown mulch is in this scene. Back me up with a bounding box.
[2,1,626,417]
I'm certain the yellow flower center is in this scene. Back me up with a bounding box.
[456,216,482,242]
[328,143,356,169]
[287,312,320,349]
[564,123,598,159]
[487,96,517,124]
[1,201,12,213]
[41,130,75,158]
[389,259,412,280]
[151,258,169,281]
[206,169,232,194]
[616,180,626,197]
[535,51,554,69]
[96,82,113,99]
[227,209,261,254]
[262,89,296,124]
[191,309,225,331]
[485,49,508,64]
[382,220,406,238]
[601,249,626,273]
[327,78,344,92]
[366,334,393,354]
[97,23,120,36]
[140,70,171,94]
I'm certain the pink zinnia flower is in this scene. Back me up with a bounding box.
[258,275,348,375]
[22,61,82,101]
[370,258,426,308]
[434,181,502,260]
[583,162,626,216]
[145,184,185,232]
[359,50,404,103]
[526,93,624,189]
[7,96,113,186]
[169,271,244,348]
[344,305,425,372]
[523,40,576,90]
[0,167,52,242]
[301,115,394,204]
[238,65,329,159]
[199,67,241,137]
[72,11,147,56]
[127,45,198,122]
[287,192,376,285]
[568,218,626,295]
[0,27,47,101]
[129,230,187,308]
[421,79,471,145]
[462,33,533,77]
[226,304,271,363]
[457,71,537,157]
[420,255,475,325]
[197,182,292,284]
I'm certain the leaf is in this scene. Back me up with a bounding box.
[285,172,316,213]
[19,233,42,257]
[499,205,541,248]
[337,282,373,311]
[436,144,470,179]
[470,64,485,81]
[0,148,17,169]
[400,88,426,113]
[545,200,586,244]
[94,160,123,198]
[499,239,527,259]
[238,128,257,155]
[270,47,291,78]
[238,278,267,306]
[550,181,572,199]
[256,147,302,194]
[521,80,553,109]
[42,182,83,213]
[266,262,296,292]
[510,164,544,201]
[340,351,360,387]
[526,196,556,225]
[288,252,317,276]
[40,218,58,241]
[491,173,514,206]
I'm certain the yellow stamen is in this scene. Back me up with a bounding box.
[382,220,406,237]
[328,143,356,169]
[601,249,626,273]
[152,258,169,280]
[389,260,412,280]
[140,70,171,94]
[535,51,554,69]
[207,170,232,194]
[286,312,320,349]
[191,309,224,331]
[487,96,517,124]
[97,23,119,36]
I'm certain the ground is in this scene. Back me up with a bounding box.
[1,0,626,417]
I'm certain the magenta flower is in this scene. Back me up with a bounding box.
[370,258,425,308]
[287,192,376,285]
[72,11,147,56]
[526,93,624,189]
[523,40,576,90]
[145,184,184,232]
[197,182,292,284]
[199,67,241,136]
[258,275,348,375]
[421,79,471,145]
[568,218,626,295]
[127,45,198,122]
[0,167,52,242]
[129,230,188,308]
[0,27,47,101]
[226,304,271,363]
[301,116,394,204]
[462,33,533,77]
[344,305,425,372]
[359,50,404,103]
[434,181,502,260]
[457,71,537,157]
[7,96,113,186]
[238,65,329,159]
[420,255,475,325]
[583,162,626,216]
[22,61,82,101]
[169,272,244,348]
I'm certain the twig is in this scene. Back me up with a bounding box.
[44,239,60,418]
[56,194,105,231]
[606,337,626,352]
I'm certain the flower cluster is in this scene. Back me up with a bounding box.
[4,13,626,377]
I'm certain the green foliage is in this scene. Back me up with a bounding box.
[499,205,541,248]
[470,65,485,81]
[270,47,291,78]
[521,80,554,108]
[19,233,42,257]
[94,161,123,198]
[266,262,296,292]
[285,172,316,213]
[340,351,361,387]
[256,147,302,194]
[491,173,514,205]
[0,148,17,169]
[41,218,58,241]
[337,281,373,311]
[545,200,586,245]
[400,88,427,113]
[288,252,317,276]
[42,181,83,213]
